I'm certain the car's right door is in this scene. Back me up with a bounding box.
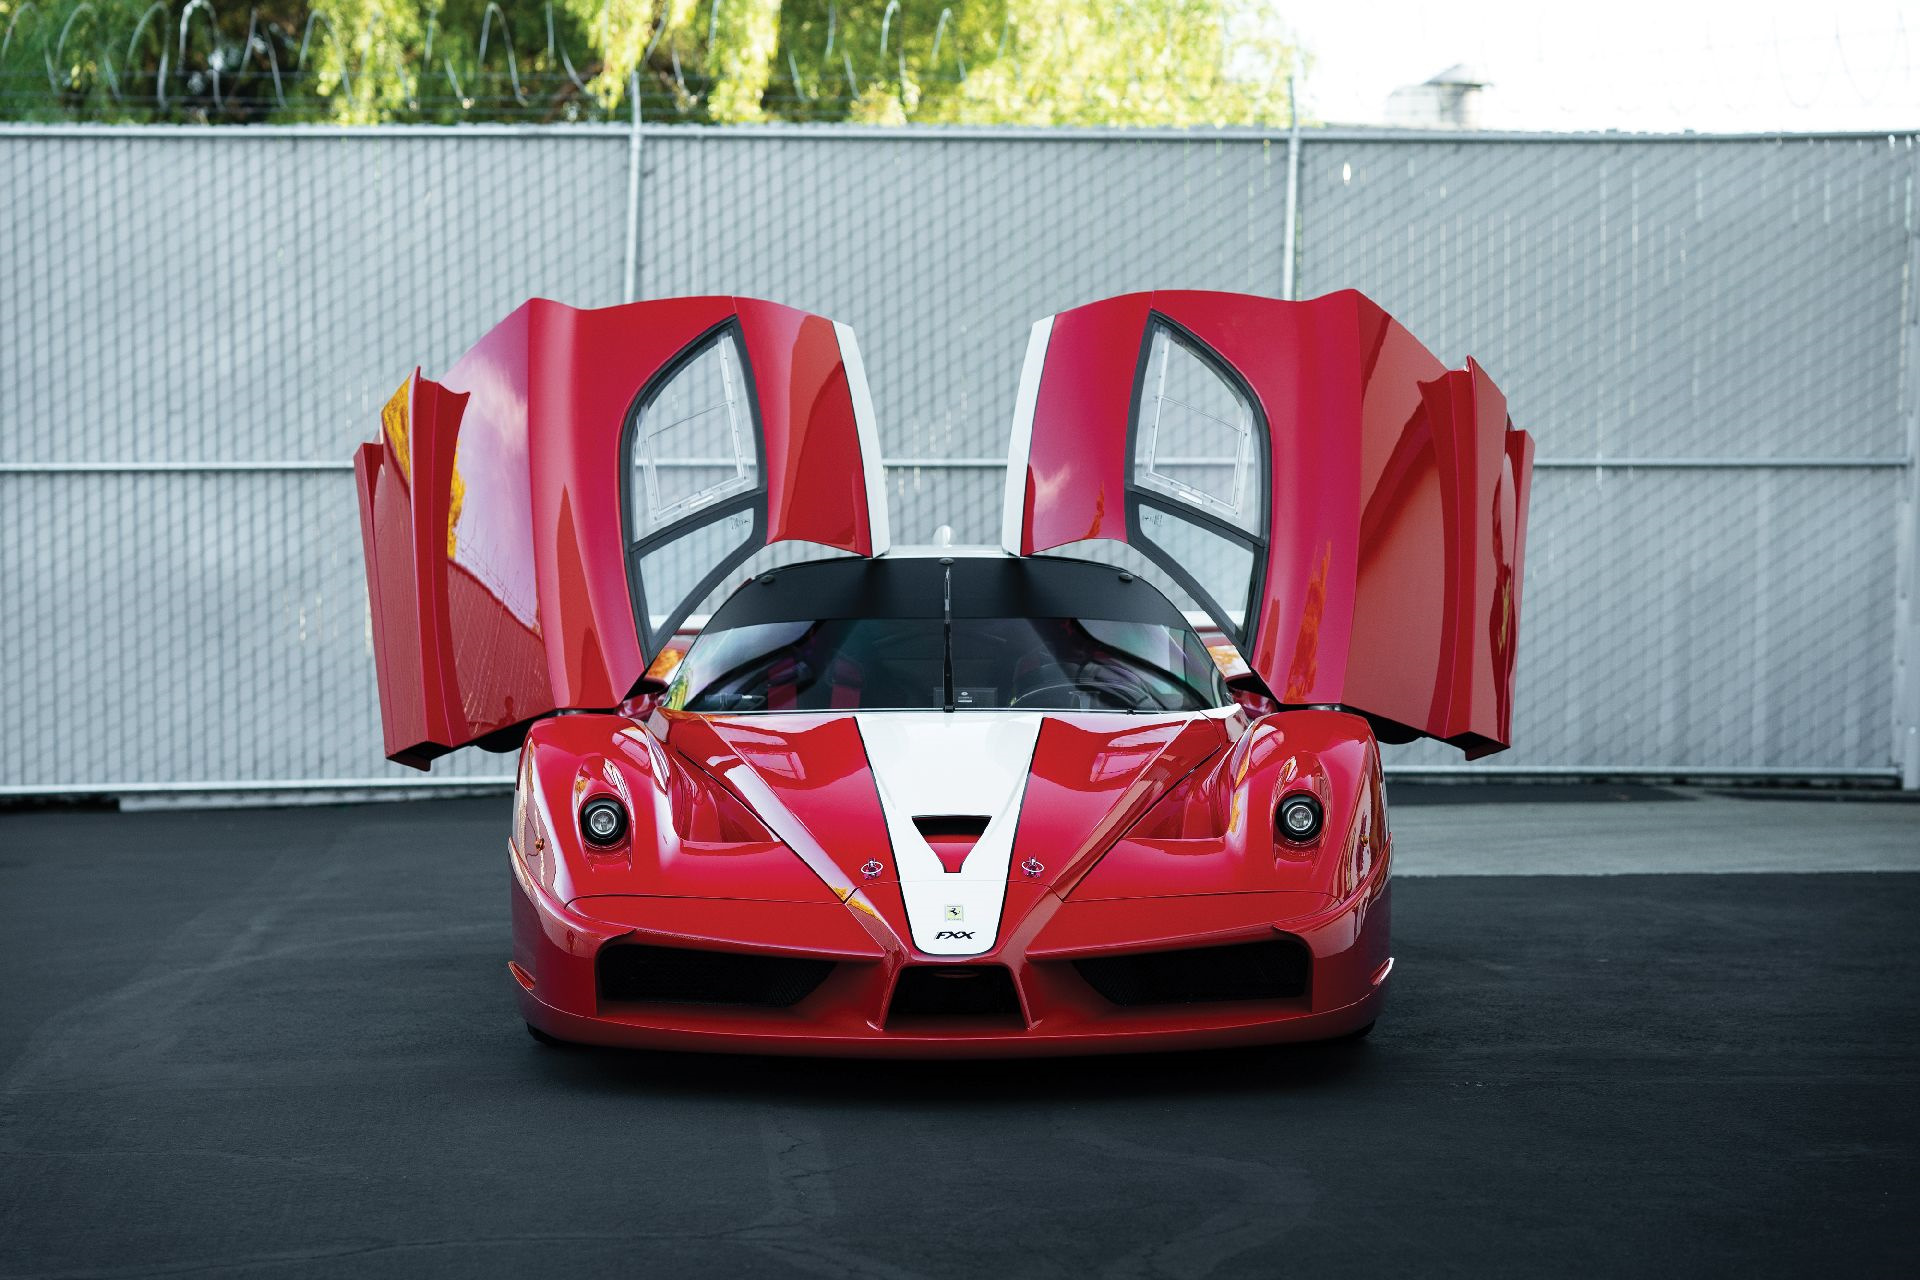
[1001,289,1533,758]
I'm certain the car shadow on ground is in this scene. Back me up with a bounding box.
[516,1032,1382,1105]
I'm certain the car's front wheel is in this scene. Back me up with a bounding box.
[525,1021,566,1048]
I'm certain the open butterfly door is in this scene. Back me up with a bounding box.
[1002,289,1533,758]
[355,297,890,769]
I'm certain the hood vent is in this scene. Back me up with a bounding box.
[912,815,990,838]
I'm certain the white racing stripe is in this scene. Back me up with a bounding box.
[854,712,1044,956]
[999,316,1054,556]
[833,321,892,557]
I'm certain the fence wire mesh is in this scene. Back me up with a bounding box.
[1294,135,1916,775]
[637,132,1289,470]
[0,125,1913,790]
[1297,137,1913,460]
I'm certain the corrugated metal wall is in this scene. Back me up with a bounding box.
[1,126,1913,791]
[1295,136,1916,773]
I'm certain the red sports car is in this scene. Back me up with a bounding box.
[355,291,1531,1056]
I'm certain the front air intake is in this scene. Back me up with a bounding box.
[886,965,1024,1027]
[1073,938,1310,1007]
[597,944,833,1009]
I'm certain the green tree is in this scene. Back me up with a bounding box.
[0,0,1304,125]
[770,1,1300,127]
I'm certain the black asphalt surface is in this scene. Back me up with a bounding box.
[1,796,1915,1278]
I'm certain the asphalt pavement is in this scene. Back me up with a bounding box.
[1,790,1915,1278]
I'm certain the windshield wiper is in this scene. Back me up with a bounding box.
[941,558,956,712]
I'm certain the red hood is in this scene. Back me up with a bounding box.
[664,711,1233,950]
[518,706,1382,965]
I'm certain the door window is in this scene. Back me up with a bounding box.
[625,324,766,653]
[1134,324,1264,535]
[629,327,758,539]
[1129,319,1268,640]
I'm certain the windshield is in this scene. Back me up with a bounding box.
[667,615,1228,714]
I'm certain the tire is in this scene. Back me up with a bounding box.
[525,1021,566,1048]
[1338,1019,1377,1042]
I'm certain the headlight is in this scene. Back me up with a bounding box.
[580,796,629,847]
[1277,793,1323,844]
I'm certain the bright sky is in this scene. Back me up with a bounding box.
[1277,0,1919,132]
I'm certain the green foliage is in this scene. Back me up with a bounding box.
[0,0,1303,125]
[776,1,1301,127]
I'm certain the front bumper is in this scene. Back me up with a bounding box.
[511,859,1391,1058]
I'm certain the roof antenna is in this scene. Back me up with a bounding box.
[931,524,955,548]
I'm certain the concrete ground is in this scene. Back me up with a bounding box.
[1388,781,1920,875]
[1,787,1915,1278]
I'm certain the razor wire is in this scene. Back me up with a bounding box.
[0,0,1302,125]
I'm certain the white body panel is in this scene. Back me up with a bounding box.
[999,316,1055,556]
[853,712,1043,957]
[833,321,892,558]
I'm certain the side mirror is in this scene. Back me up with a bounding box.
[1225,672,1278,717]
[622,672,673,717]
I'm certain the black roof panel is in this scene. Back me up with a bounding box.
[704,555,1191,631]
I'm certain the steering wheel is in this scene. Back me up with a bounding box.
[1009,675,1149,711]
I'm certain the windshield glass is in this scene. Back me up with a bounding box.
[667,615,1228,713]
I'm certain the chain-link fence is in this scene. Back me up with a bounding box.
[2,124,1915,793]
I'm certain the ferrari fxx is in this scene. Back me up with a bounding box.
[355,291,1532,1055]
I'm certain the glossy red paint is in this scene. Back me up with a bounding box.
[1018,294,1151,549]
[357,349,546,771]
[1011,289,1534,757]
[1010,713,1232,893]
[510,705,1391,1057]
[666,713,897,890]
[516,713,844,908]
[354,297,887,769]
[1071,710,1388,902]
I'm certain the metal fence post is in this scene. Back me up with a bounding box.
[1896,145,1920,788]
[1282,75,1301,300]
[623,71,643,303]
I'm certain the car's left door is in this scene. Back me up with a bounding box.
[356,297,890,769]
